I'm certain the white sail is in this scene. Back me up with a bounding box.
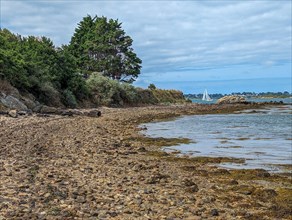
[202,89,212,101]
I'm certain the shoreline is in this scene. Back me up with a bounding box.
[0,103,291,219]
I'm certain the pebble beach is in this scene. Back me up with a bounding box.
[0,103,291,219]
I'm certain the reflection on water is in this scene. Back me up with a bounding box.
[141,105,292,172]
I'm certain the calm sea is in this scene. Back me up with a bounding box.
[141,105,292,172]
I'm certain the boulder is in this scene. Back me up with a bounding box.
[217,95,247,104]
[21,96,38,110]
[8,110,18,118]
[86,110,101,117]
[0,93,28,111]
[39,105,61,114]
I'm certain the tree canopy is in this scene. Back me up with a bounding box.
[0,15,142,107]
[68,15,142,83]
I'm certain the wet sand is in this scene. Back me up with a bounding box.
[0,103,291,219]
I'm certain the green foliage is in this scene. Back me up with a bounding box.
[152,89,186,103]
[0,28,88,107]
[136,89,159,104]
[0,21,186,108]
[119,83,139,103]
[62,89,77,108]
[38,82,63,107]
[86,72,120,105]
[148,83,156,90]
[68,15,142,82]
[0,29,30,88]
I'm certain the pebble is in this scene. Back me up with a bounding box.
[211,209,219,216]
[0,105,285,219]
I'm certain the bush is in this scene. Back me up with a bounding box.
[38,82,63,107]
[152,89,185,103]
[136,88,158,104]
[148,83,156,90]
[86,72,121,105]
[120,83,139,104]
[62,89,77,108]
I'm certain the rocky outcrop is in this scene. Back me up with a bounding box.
[0,92,28,111]
[217,95,247,104]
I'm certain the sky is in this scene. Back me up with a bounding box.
[1,0,291,94]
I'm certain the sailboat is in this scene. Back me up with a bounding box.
[202,89,213,101]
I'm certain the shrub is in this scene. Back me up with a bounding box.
[136,88,158,104]
[152,89,186,103]
[38,82,63,107]
[148,83,156,90]
[120,83,139,104]
[62,89,77,108]
[86,72,121,105]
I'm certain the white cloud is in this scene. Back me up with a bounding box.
[1,0,291,86]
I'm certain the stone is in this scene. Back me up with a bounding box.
[0,94,28,111]
[40,106,60,114]
[182,179,199,193]
[18,111,27,116]
[217,95,247,104]
[86,110,101,117]
[254,169,270,177]
[8,110,18,118]
[137,147,147,152]
[210,209,219,216]
[61,110,74,116]
[145,173,169,184]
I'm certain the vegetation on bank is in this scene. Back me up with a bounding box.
[0,15,186,109]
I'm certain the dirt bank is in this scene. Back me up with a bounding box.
[0,103,291,219]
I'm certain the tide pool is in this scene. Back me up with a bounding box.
[140,105,292,172]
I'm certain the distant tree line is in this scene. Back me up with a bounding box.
[185,91,291,100]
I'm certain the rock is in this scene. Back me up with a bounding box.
[145,173,169,184]
[253,169,270,178]
[217,95,247,104]
[186,185,199,193]
[0,93,28,111]
[40,106,60,114]
[254,189,277,201]
[86,110,101,117]
[210,209,219,216]
[18,111,28,116]
[76,196,86,203]
[0,110,8,115]
[229,179,239,185]
[32,103,42,113]
[182,179,199,193]
[61,110,74,116]
[137,146,147,152]
[8,110,18,118]
[36,113,50,117]
[233,185,255,195]
[21,96,37,110]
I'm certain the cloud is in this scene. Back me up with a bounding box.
[1,0,291,92]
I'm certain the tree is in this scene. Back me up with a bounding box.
[148,83,156,90]
[0,29,30,89]
[68,15,142,83]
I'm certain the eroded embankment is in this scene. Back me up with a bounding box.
[0,103,291,219]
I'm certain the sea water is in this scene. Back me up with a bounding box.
[140,105,292,172]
